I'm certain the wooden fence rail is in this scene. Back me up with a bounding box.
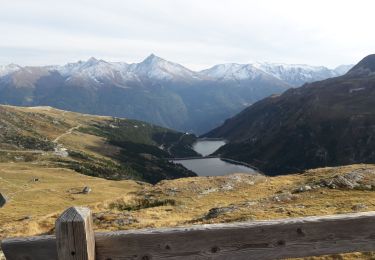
[2,207,375,259]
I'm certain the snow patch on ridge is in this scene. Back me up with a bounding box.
[200,63,270,81]
[0,64,22,77]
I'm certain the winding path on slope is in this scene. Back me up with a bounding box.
[53,124,82,143]
[0,124,82,154]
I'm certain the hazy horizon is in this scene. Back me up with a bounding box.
[1,0,374,69]
[0,53,357,71]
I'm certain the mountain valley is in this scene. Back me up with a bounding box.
[0,55,352,134]
[3,1,375,259]
[206,54,375,175]
[0,55,372,259]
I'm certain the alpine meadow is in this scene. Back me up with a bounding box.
[1,1,375,260]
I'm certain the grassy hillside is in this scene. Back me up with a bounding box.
[2,105,375,259]
[0,163,142,238]
[2,163,375,259]
[0,105,199,183]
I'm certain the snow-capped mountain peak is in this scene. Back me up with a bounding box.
[130,54,200,81]
[0,63,22,77]
[252,62,352,86]
[55,57,131,84]
[86,56,99,64]
[142,53,163,64]
[199,62,353,86]
[58,57,110,74]
[0,55,353,87]
[199,63,271,81]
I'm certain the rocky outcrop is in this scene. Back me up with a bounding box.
[318,168,375,190]
[204,206,238,220]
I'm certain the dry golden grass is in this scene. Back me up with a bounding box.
[1,105,374,260]
[97,164,375,230]
[1,105,112,143]
[2,163,375,259]
[56,128,121,158]
[0,162,143,240]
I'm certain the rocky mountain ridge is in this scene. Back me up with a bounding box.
[0,55,351,134]
[0,55,351,87]
[205,54,375,175]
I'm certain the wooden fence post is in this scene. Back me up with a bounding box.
[55,207,95,260]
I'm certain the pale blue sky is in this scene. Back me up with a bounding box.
[0,0,374,69]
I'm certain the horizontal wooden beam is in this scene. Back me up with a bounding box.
[3,211,375,260]
[1,235,57,260]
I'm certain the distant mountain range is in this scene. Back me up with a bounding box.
[205,54,375,175]
[201,62,351,87]
[0,55,352,133]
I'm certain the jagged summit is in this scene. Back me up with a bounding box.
[136,54,170,70]
[142,53,164,63]
[87,56,99,63]
[131,54,198,81]
[55,57,130,84]
[81,57,108,68]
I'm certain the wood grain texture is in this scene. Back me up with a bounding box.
[1,235,57,260]
[55,207,95,260]
[3,211,375,260]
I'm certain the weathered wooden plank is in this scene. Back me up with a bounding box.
[94,212,375,260]
[2,211,375,260]
[55,207,95,260]
[1,235,57,260]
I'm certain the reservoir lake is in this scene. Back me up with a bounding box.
[172,139,256,176]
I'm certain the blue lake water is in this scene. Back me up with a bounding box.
[173,140,256,176]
